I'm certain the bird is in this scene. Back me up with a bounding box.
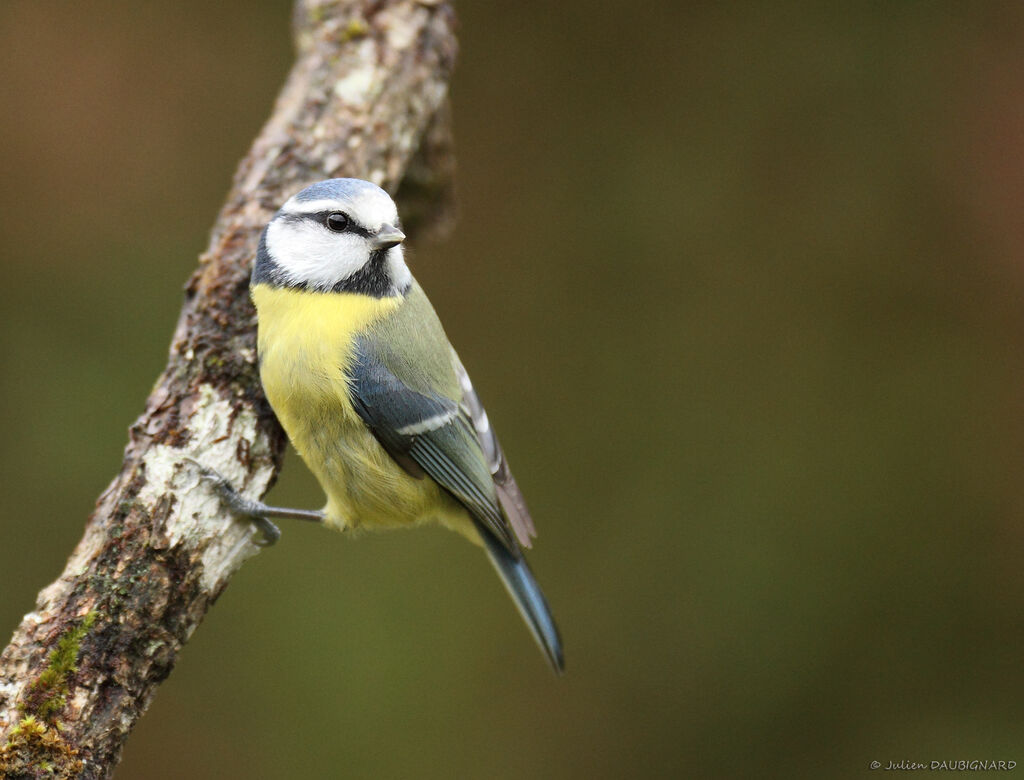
[195,178,563,674]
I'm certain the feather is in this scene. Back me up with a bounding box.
[477,518,564,674]
[451,351,537,546]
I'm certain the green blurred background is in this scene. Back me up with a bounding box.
[2,2,1023,777]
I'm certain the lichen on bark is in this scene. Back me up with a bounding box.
[0,613,98,778]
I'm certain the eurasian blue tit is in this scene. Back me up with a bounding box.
[201,178,563,673]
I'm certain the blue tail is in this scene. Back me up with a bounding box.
[479,527,564,675]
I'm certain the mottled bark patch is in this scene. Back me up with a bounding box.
[0,1,457,777]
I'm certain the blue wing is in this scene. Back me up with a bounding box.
[348,338,518,552]
[348,330,562,672]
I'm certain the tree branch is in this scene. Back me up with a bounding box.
[0,1,457,776]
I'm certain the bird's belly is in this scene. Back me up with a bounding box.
[303,412,446,531]
[258,340,452,533]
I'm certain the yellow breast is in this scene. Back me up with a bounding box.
[250,283,454,533]
[251,283,399,413]
[251,280,400,446]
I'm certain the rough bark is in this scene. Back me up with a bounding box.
[0,1,457,777]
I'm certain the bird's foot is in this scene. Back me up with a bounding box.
[185,458,281,546]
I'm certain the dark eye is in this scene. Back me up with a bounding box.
[326,212,350,232]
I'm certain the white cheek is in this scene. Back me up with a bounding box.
[266,219,366,289]
[387,246,412,290]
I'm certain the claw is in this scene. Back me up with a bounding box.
[184,456,279,545]
[251,517,281,546]
[183,456,222,484]
[184,457,231,493]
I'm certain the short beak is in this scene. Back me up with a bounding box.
[370,223,406,250]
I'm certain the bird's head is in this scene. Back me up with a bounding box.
[254,178,409,296]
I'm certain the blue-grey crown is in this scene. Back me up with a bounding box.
[291,178,387,204]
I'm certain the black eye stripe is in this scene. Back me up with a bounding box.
[281,210,373,238]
